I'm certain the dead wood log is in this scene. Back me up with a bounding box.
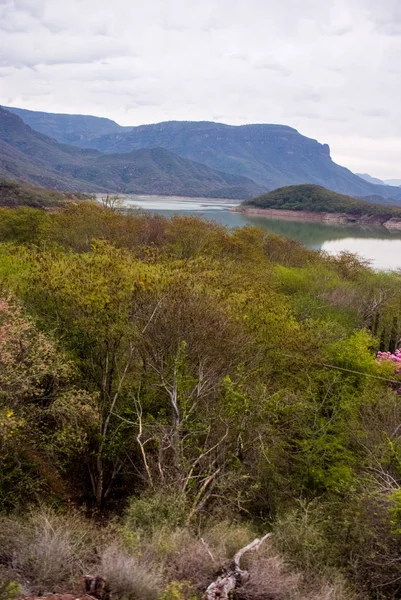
[204,533,271,600]
[83,575,110,600]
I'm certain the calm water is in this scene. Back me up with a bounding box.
[115,195,401,271]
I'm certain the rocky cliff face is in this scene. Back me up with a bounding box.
[71,121,338,190]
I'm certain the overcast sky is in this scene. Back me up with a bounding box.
[1,0,401,179]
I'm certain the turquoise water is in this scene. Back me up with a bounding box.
[114,195,401,271]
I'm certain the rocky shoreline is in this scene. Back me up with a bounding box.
[234,207,401,230]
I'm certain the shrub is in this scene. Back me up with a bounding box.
[160,529,216,593]
[272,503,333,573]
[0,507,97,594]
[203,521,257,563]
[238,538,358,600]
[145,521,257,592]
[239,550,300,600]
[303,578,358,600]
[123,492,189,535]
[0,579,23,600]
[100,543,161,600]
[159,580,197,600]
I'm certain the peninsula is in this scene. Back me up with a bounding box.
[237,184,401,230]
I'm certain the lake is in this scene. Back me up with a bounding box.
[114,195,401,271]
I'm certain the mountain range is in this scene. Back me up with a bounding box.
[0,107,263,198]
[3,105,401,203]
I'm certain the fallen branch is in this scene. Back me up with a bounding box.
[205,533,271,600]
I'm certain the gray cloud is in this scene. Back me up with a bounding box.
[1,0,401,177]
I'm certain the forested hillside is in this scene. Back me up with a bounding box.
[1,196,401,599]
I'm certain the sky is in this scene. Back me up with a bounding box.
[1,0,401,179]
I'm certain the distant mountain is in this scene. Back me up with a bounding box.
[356,173,384,185]
[243,184,401,220]
[6,106,401,202]
[384,179,401,187]
[7,106,125,144]
[0,108,263,198]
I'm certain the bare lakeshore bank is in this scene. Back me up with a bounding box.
[233,207,401,231]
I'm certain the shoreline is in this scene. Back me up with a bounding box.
[96,193,240,204]
[233,207,401,231]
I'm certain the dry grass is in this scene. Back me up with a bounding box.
[0,507,97,594]
[100,543,161,600]
[140,521,257,593]
[239,549,300,600]
[160,529,216,593]
[203,521,257,562]
[0,506,359,600]
[300,576,359,600]
[238,544,358,600]
[131,519,359,600]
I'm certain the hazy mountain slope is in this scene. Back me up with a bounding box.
[0,138,103,192]
[70,147,265,197]
[7,107,401,201]
[0,108,263,198]
[0,106,104,167]
[7,106,125,144]
[356,173,384,185]
[0,108,108,191]
[384,179,401,186]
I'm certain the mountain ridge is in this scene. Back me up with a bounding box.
[6,106,401,202]
[0,107,264,198]
[356,173,385,185]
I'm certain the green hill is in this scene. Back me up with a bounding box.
[243,184,401,219]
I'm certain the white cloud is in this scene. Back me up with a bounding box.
[0,0,401,177]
